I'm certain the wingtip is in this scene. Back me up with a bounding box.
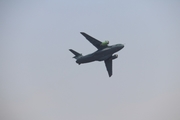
[108,72,112,77]
[80,32,86,35]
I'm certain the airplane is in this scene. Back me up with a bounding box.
[69,32,124,77]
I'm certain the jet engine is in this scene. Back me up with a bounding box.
[101,40,109,46]
[111,54,118,60]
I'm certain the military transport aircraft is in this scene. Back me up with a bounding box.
[69,32,124,77]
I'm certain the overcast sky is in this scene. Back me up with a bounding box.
[1,0,180,120]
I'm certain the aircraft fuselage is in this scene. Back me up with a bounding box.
[76,44,124,64]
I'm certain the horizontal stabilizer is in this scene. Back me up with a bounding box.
[69,49,82,59]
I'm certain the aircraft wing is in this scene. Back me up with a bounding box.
[80,32,105,50]
[104,59,113,77]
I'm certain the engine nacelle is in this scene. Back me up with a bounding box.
[111,54,118,60]
[101,40,109,46]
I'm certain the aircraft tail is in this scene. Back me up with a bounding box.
[69,49,82,59]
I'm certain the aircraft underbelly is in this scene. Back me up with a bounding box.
[77,55,96,63]
[95,50,114,61]
[77,48,117,63]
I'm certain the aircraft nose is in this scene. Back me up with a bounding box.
[118,44,124,49]
[121,44,124,48]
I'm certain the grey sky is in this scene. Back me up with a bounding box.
[1,0,180,120]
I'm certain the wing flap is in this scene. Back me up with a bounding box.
[104,59,113,77]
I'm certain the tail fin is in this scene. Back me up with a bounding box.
[69,49,82,59]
